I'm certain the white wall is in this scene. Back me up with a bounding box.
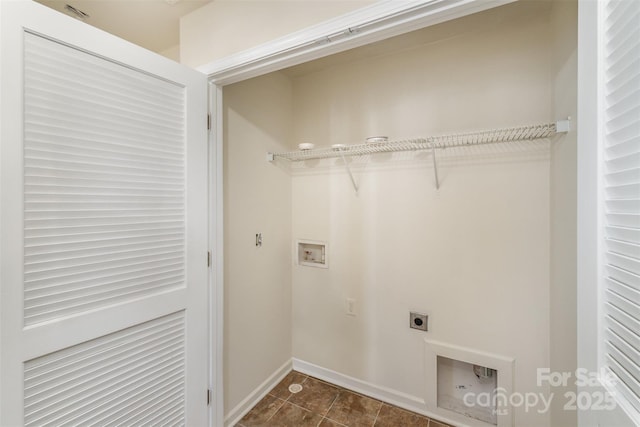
[180,0,375,68]
[549,0,578,425]
[289,3,553,426]
[223,72,293,415]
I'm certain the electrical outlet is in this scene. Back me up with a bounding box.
[346,298,356,316]
[410,312,428,331]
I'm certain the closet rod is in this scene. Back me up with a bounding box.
[266,120,569,163]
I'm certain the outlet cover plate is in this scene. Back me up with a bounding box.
[410,312,428,331]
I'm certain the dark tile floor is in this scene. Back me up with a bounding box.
[237,371,454,427]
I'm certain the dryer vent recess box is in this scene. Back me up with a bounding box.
[297,240,328,268]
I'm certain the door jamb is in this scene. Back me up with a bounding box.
[208,82,225,427]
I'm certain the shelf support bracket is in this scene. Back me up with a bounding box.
[339,153,359,194]
[555,117,571,133]
[431,144,440,190]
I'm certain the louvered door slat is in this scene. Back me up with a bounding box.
[607,239,640,260]
[26,125,184,156]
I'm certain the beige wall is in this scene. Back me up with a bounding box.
[223,72,293,415]
[180,0,376,68]
[549,0,578,425]
[159,44,180,62]
[289,3,553,426]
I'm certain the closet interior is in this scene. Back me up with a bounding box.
[222,1,576,426]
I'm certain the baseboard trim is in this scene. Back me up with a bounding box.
[224,359,292,427]
[292,358,462,427]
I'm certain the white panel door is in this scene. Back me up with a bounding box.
[0,2,209,426]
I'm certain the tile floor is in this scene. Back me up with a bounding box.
[237,371,454,427]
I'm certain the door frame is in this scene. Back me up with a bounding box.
[201,1,517,425]
[208,82,225,427]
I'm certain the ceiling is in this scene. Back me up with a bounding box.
[34,0,212,54]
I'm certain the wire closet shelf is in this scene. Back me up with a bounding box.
[267,121,564,162]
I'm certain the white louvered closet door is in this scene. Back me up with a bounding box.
[0,2,209,426]
[601,0,640,422]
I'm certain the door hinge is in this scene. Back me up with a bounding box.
[207,389,212,406]
[207,251,211,267]
[207,114,211,130]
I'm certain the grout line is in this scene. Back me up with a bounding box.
[294,369,309,383]
[284,385,296,402]
[319,416,349,427]
[286,397,331,422]
[291,370,308,402]
[263,396,287,423]
[372,402,384,427]
[303,372,340,386]
[308,376,343,390]
[322,392,340,418]
[287,399,314,413]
